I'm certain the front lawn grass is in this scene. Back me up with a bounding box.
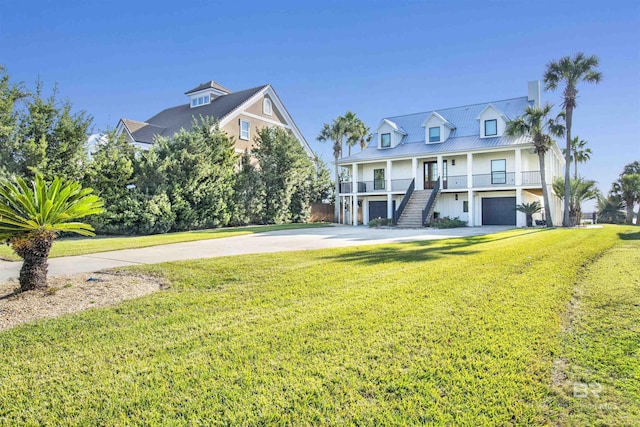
[0,222,330,261]
[552,230,640,425]
[0,226,637,425]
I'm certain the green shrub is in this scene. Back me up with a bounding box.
[368,217,394,227]
[431,216,468,229]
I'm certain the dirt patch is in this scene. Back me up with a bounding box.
[0,271,166,331]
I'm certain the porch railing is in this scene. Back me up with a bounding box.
[339,178,414,194]
[521,171,541,185]
[393,178,415,224]
[422,178,441,226]
[472,172,516,187]
[446,175,468,189]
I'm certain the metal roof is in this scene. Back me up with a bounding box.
[339,96,534,164]
[184,80,233,95]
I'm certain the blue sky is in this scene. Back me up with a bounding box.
[1,0,639,207]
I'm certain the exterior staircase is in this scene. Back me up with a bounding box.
[396,190,433,227]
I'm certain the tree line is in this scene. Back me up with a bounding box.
[0,66,332,235]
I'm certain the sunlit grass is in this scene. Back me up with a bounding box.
[0,226,636,425]
[0,223,330,261]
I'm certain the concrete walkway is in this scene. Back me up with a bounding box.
[0,225,510,283]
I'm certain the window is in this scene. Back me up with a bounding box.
[240,119,250,140]
[463,201,469,213]
[491,159,506,184]
[374,168,385,190]
[263,98,272,115]
[190,94,211,108]
[485,119,497,136]
[429,126,440,142]
[381,133,391,148]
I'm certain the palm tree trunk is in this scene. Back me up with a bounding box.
[563,107,573,227]
[12,232,55,291]
[626,198,634,225]
[539,151,554,227]
[574,156,578,180]
[334,155,340,223]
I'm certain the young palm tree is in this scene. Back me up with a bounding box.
[0,175,103,291]
[506,103,565,227]
[515,201,542,227]
[544,52,602,227]
[562,136,592,179]
[553,177,600,226]
[612,173,640,225]
[597,194,625,224]
[317,118,347,222]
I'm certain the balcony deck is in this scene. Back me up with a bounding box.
[339,171,542,194]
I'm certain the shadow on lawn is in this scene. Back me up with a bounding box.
[324,228,550,266]
[618,231,640,241]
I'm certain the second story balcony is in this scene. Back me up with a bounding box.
[339,178,413,194]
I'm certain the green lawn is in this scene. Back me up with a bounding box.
[0,226,637,425]
[0,223,330,261]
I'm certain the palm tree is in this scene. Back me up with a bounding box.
[612,173,640,225]
[597,194,625,224]
[515,201,542,227]
[342,111,371,156]
[562,136,592,179]
[506,103,565,227]
[317,118,347,222]
[0,175,103,291]
[553,177,600,226]
[544,52,602,227]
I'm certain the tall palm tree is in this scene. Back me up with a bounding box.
[0,175,103,291]
[544,52,602,227]
[553,177,600,226]
[506,103,565,227]
[342,111,372,156]
[317,118,347,222]
[562,136,592,179]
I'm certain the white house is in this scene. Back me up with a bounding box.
[337,81,564,227]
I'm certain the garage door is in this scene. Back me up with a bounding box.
[369,201,387,221]
[482,197,516,225]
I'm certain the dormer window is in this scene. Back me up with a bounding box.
[263,98,272,115]
[429,127,440,142]
[485,119,497,136]
[381,133,391,148]
[190,94,211,108]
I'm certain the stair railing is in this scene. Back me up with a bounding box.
[422,177,441,226]
[393,178,415,224]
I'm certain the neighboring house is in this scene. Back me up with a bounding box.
[337,81,564,227]
[115,81,313,156]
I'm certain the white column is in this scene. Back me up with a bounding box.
[515,148,522,186]
[516,187,525,227]
[351,163,357,194]
[363,197,369,225]
[412,158,418,189]
[467,153,473,189]
[387,193,393,220]
[468,190,475,226]
[437,155,443,184]
[386,160,392,191]
[352,194,359,226]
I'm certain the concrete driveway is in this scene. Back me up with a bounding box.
[0,225,510,283]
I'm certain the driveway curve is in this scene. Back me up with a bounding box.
[0,225,510,283]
